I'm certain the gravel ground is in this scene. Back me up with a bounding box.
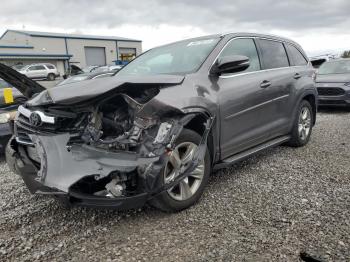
[0,110,349,261]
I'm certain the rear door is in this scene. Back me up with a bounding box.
[254,38,295,137]
[284,43,311,115]
[216,38,282,158]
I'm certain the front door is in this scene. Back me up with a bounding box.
[216,38,279,158]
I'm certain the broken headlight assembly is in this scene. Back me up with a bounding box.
[0,110,16,124]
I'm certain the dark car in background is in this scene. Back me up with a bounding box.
[316,59,350,107]
[3,33,317,212]
[63,65,122,79]
[0,78,27,152]
[58,71,114,86]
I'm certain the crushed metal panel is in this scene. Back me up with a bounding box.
[28,133,159,192]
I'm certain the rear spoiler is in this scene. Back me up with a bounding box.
[0,63,45,98]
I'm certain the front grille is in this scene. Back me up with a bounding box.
[317,87,345,96]
[15,106,85,136]
[17,114,58,134]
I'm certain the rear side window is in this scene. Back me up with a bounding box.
[258,39,289,69]
[46,65,55,69]
[29,65,46,71]
[219,38,261,74]
[286,44,308,66]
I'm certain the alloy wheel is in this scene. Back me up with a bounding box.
[164,142,205,201]
[298,106,312,141]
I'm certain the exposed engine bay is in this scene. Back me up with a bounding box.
[10,83,213,207]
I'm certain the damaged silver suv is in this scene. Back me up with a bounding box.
[1,33,317,212]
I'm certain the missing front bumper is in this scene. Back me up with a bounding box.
[6,115,214,209]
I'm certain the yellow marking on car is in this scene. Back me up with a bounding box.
[3,88,14,104]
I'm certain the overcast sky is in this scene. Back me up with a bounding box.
[0,0,349,56]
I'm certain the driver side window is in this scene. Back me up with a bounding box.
[219,38,261,75]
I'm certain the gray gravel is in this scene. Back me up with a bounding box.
[0,110,349,261]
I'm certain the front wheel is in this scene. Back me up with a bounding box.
[286,100,314,147]
[149,128,211,212]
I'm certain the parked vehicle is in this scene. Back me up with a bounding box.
[82,65,100,73]
[0,78,27,104]
[58,71,114,86]
[63,65,121,80]
[11,64,25,71]
[92,65,123,73]
[316,59,350,107]
[2,33,317,212]
[0,75,28,152]
[62,65,85,79]
[19,63,60,81]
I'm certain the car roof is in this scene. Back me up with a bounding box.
[153,32,304,51]
[26,63,55,67]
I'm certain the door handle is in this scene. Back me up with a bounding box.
[260,80,271,88]
[293,73,302,79]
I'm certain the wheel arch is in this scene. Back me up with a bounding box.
[292,89,317,127]
[301,93,317,126]
[182,108,216,165]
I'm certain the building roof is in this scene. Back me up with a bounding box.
[1,29,142,42]
[0,53,72,60]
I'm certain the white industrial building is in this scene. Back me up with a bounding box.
[0,29,142,75]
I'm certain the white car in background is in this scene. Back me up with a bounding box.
[19,63,60,81]
[91,65,123,73]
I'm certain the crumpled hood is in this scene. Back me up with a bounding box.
[28,74,185,106]
[316,73,350,83]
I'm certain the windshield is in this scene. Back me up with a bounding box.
[0,79,11,88]
[117,38,220,76]
[20,65,30,71]
[318,60,350,75]
[12,65,25,71]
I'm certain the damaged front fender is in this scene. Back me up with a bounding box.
[11,80,214,209]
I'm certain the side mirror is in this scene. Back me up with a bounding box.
[211,55,250,75]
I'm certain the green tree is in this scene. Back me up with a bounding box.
[341,50,350,58]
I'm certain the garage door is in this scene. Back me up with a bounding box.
[85,47,106,66]
[119,48,136,62]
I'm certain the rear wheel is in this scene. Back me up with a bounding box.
[287,100,313,147]
[149,129,211,212]
[47,73,55,81]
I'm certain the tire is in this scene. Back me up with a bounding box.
[149,128,211,212]
[47,73,55,81]
[286,100,314,147]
